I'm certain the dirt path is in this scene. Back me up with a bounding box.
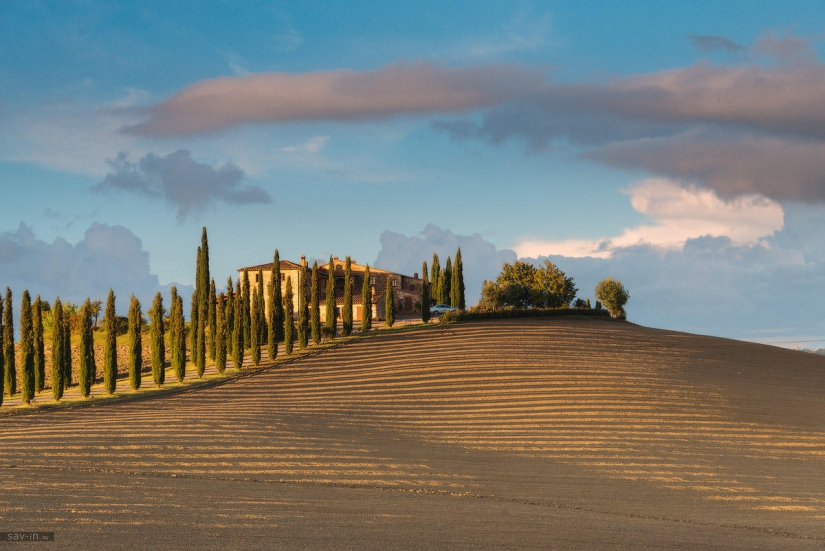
[1,318,824,549]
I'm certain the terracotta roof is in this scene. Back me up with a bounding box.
[237,260,303,272]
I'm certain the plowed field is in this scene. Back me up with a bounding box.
[1,318,824,550]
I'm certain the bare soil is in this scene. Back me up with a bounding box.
[1,318,824,550]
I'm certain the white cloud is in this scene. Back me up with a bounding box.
[515,179,784,258]
[279,135,330,154]
[0,221,192,309]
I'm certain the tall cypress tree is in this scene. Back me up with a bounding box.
[385,281,395,328]
[192,245,202,369]
[50,298,64,401]
[197,296,206,378]
[128,295,142,391]
[298,265,309,349]
[452,247,465,309]
[242,269,251,349]
[0,297,4,404]
[4,288,16,396]
[267,270,278,359]
[225,278,235,358]
[342,257,353,337]
[174,293,186,382]
[78,298,93,398]
[310,261,321,345]
[361,265,372,332]
[250,281,261,366]
[104,289,117,395]
[199,228,210,353]
[233,280,244,369]
[325,256,336,338]
[421,261,431,323]
[208,278,216,361]
[169,287,179,380]
[34,296,45,393]
[216,294,226,374]
[272,250,284,342]
[62,302,72,390]
[190,278,199,369]
[19,290,35,404]
[257,269,265,347]
[150,292,165,387]
[284,276,294,355]
[443,257,452,305]
[430,254,440,306]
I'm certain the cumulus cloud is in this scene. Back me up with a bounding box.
[374,224,517,304]
[0,222,192,309]
[687,34,746,56]
[92,149,271,220]
[515,179,784,258]
[753,31,820,63]
[125,62,545,136]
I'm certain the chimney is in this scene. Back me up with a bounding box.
[414,272,419,279]
[333,256,339,261]
[300,254,307,267]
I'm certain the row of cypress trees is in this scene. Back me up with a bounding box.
[428,248,466,310]
[2,229,464,406]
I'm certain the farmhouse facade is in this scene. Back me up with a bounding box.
[238,256,424,321]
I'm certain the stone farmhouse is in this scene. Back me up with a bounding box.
[238,255,424,322]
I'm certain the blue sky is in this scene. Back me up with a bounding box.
[2,1,825,347]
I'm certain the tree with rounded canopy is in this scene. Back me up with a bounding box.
[594,278,630,318]
[533,260,577,308]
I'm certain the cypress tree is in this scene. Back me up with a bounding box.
[342,257,353,337]
[443,257,452,305]
[128,295,142,391]
[361,265,372,332]
[0,297,4,405]
[272,250,284,342]
[104,289,117,395]
[34,296,45,393]
[225,278,235,358]
[169,287,179,380]
[430,254,440,307]
[190,281,199,368]
[174,293,186,382]
[385,282,395,328]
[257,269,265,347]
[62,302,72,390]
[297,265,309,349]
[250,281,261,366]
[208,278,217,361]
[242,269,251,349]
[150,292,165,387]
[284,276,294,355]
[4,288,16,396]
[192,245,202,369]
[19,290,34,404]
[454,247,466,310]
[216,294,226,374]
[421,261,431,323]
[197,297,206,378]
[199,228,210,347]
[50,298,64,401]
[267,271,278,360]
[310,261,321,345]
[232,280,244,369]
[78,298,93,398]
[325,256,336,338]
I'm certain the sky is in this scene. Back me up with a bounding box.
[1,0,825,347]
